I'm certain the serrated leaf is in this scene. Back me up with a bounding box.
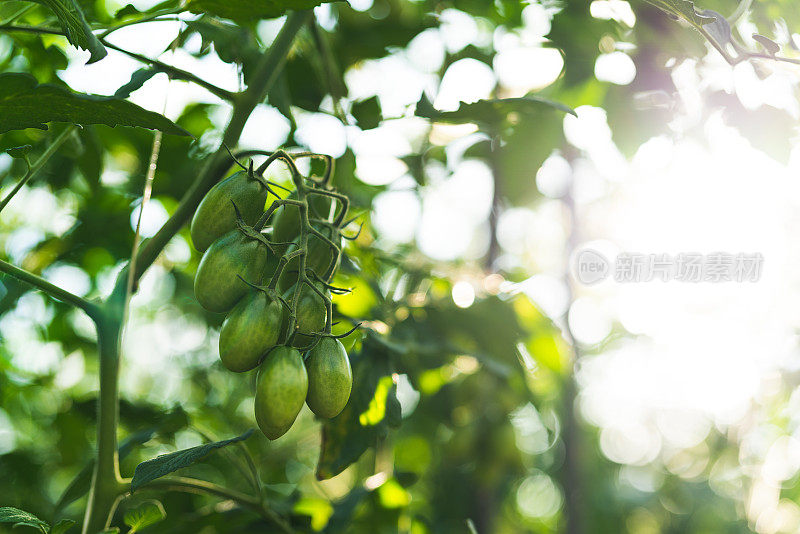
[30,0,106,63]
[50,518,76,534]
[187,0,333,20]
[0,73,189,136]
[5,145,32,158]
[415,93,575,128]
[131,429,255,492]
[0,507,48,533]
[114,68,159,98]
[123,500,166,533]
[317,334,401,480]
[643,0,716,28]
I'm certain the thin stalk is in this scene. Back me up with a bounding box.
[98,8,185,37]
[0,126,76,214]
[130,11,312,289]
[0,258,98,316]
[0,24,236,101]
[133,476,293,533]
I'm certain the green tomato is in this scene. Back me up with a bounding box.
[271,192,334,249]
[194,229,270,313]
[280,282,329,347]
[254,346,308,439]
[190,170,268,252]
[219,290,283,372]
[276,228,341,291]
[305,337,352,418]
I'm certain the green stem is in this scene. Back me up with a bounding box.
[133,476,293,533]
[98,8,184,37]
[0,24,236,101]
[0,126,76,214]
[82,297,125,534]
[0,258,98,316]
[100,39,237,102]
[130,10,312,289]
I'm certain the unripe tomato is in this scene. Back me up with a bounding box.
[276,228,341,291]
[190,171,268,252]
[278,282,328,347]
[294,283,328,343]
[254,346,308,439]
[194,229,270,313]
[271,192,334,249]
[219,290,283,372]
[305,337,352,418]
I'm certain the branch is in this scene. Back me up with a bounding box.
[129,10,313,288]
[129,476,294,533]
[0,24,236,102]
[100,39,237,102]
[0,258,99,317]
[0,126,76,214]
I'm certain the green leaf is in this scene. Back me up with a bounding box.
[0,507,48,533]
[5,145,32,158]
[351,96,382,130]
[415,93,575,129]
[130,429,255,492]
[317,334,401,480]
[0,73,190,136]
[29,0,106,63]
[55,408,189,515]
[114,68,159,98]
[98,529,120,534]
[49,519,76,534]
[187,0,333,21]
[643,0,716,28]
[123,500,166,533]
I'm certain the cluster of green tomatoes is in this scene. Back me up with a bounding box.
[189,152,354,440]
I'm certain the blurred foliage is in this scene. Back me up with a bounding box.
[0,0,796,532]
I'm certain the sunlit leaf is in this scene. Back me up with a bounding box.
[123,500,166,532]
[0,507,48,533]
[29,0,106,62]
[0,73,190,135]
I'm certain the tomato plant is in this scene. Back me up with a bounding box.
[0,0,795,533]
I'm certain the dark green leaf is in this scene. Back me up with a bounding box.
[0,73,189,135]
[5,145,32,158]
[317,334,401,480]
[50,518,76,534]
[130,429,255,492]
[114,68,159,98]
[351,96,382,130]
[123,500,166,532]
[415,93,575,129]
[0,507,48,533]
[187,0,333,21]
[30,0,106,63]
